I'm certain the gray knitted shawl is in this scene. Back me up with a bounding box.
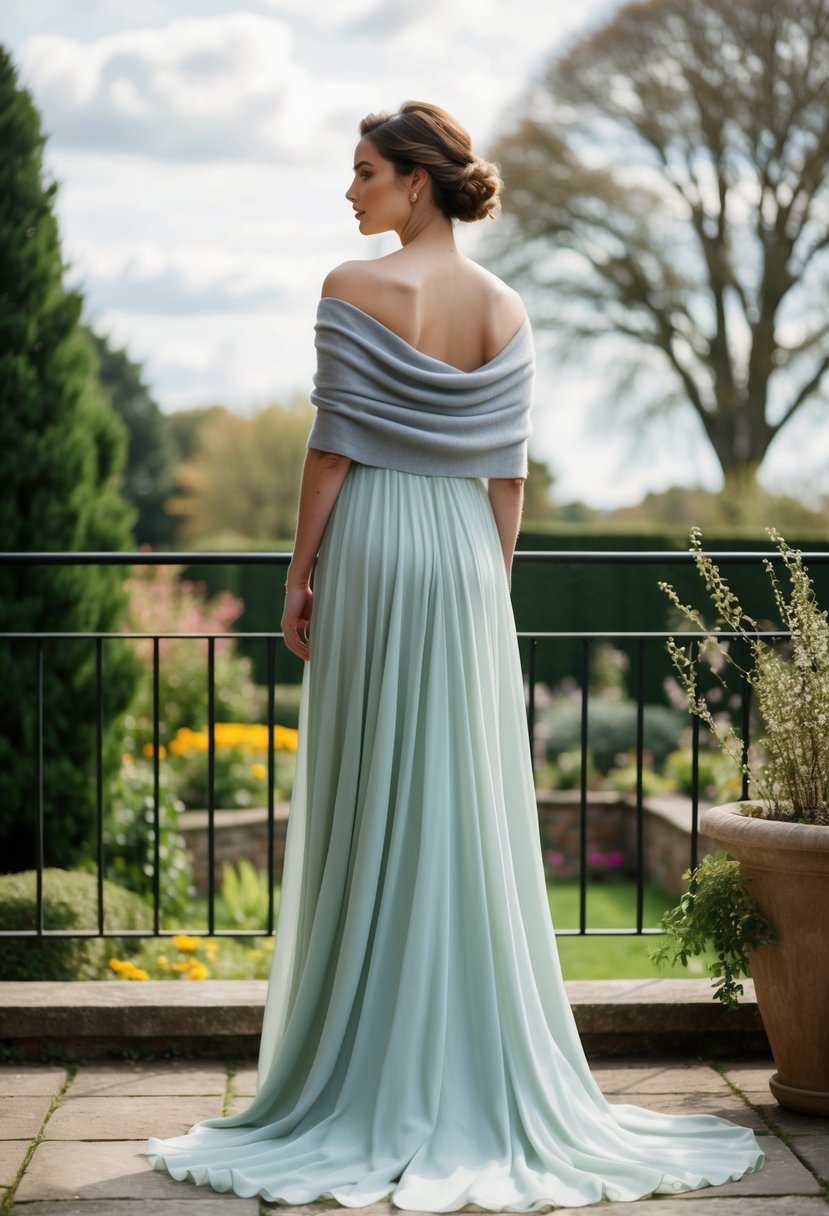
[307,297,534,478]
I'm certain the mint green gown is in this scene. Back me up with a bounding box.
[145,462,764,1210]
[145,301,763,1208]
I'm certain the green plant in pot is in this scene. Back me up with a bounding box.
[656,527,829,1116]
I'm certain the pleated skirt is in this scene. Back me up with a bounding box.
[144,464,764,1210]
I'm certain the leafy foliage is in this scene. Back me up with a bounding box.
[166,400,312,544]
[220,858,275,929]
[86,327,178,548]
[651,851,776,1009]
[660,528,829,822]
[0,47,140,871]
[0,868,150,980]
[542,698,685,773]
[98,758,195,920]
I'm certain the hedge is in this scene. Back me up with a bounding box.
[0,868,151,981]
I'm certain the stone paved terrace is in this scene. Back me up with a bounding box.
[1,1057,827,1216]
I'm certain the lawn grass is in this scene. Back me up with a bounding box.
[547,880,711,981]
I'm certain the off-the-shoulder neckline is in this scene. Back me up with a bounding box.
[318,295,530,375]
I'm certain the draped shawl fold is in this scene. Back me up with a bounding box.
[307,296,535,478]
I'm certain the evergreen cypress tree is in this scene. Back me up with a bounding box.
[86,328,179,548]
[0,45,141,872]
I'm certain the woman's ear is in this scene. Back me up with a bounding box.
[410,165,430,197]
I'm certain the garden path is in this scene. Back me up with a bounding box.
[0,1058,826,1214]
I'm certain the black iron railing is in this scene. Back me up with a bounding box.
[1,548,822,943]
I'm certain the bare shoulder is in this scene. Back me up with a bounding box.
[320,257,414,332]
[463,262,528,351]
[470,261,527,326]
[321,260,375,300]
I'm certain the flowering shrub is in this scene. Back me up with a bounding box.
[660,528,829,824]
[545,847,629,883]
[106,933,275,981]
[147,721,298,809]
[122,560,266,753]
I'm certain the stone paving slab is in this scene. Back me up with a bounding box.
[232,1065,258,1097]
[792,1135,829,1181]
[11,1201,258,1215]
[15,1138,257,1203]
[0,1095,53,1141]
[68,1061,226,1097]
[606,1090,768,1133]
[0,1065,66,1096]
[45,1094,224,1141]
[740,1094,829,1138]
[722,1063,777,1093]
[0,1140,29,1187]
[591,1062,733,1096]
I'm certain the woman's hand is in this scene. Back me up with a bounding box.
[280,446,353,661]
[281,584,314,661]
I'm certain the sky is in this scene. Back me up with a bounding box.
[3,0,827,509]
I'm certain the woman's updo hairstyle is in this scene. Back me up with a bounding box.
[359,101,502,223]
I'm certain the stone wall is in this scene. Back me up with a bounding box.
[178,805,290,895]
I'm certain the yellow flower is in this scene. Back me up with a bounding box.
[172,960,190,972]
[247,948,262,960]
[142,742,167,758]
[274,725,299,753]
[109,959,150,981]
[250,761,267,781]
[172,934,200,952]
[185,963,210,980]
[157,955,169,968]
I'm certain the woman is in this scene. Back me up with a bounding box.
[145,101,764,1210]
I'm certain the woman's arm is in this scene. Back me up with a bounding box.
[487,476,525,587]
[281,448,352,660]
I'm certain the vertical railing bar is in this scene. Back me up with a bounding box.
[152,636,161,936]
[266,634,276,936]
[579,638,589,935]
[740,637,752,801]
[207,636,216,938]
[96,637,105,936]
[527,638,537,783]
[635,637,645,935]
[35,639,44,937]
[690,639,700,872]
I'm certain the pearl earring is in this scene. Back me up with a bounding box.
[410,192,418,203]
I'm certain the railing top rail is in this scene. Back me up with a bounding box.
[0,549,827,566]
[0,629,792,640]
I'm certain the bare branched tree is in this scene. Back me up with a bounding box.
[489,0,829,498]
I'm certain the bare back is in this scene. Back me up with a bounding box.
[321,249,526,374]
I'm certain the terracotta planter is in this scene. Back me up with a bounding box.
[700,802,829,1116]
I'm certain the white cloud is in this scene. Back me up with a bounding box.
[72,243,288,315]
[17,13,318,162]
[11,0,824,507]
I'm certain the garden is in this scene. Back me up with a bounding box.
[1,562,739,986]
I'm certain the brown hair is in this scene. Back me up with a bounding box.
[359,101,502,223]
